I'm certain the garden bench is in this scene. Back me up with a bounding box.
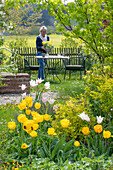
[16,48,84,78]
[63,56,86,79]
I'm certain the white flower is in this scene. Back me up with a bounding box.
[22,92,26,98]
[19,84,27,91]
[84,114,90,122]
[36,78,44,85]
[42,97,48,104]
[44,82,50,89]
[30,80,36,87]
[78,112,90,122]
[96,116,104,124]
[53,104,58,110]
[48,98,55,105]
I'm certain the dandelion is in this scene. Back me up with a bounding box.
[21,143,28,149]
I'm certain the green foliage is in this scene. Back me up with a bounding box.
[37,0,113,69]
[4,4,42,35]
[83,67,113,118]
[51,97,95,140]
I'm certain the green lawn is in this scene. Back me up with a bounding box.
[4,34,65,48]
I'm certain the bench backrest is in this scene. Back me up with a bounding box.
[15,47,83,72]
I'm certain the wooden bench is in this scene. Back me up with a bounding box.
[24,58,40,74]
[63,56,86,79]
[16,48,85,78]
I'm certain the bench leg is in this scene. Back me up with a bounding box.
[69,71,71,79]
[64,69,66,80]
[80,70,82,79]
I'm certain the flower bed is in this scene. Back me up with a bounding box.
[0,73,113,169]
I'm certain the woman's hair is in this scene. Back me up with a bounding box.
[40,26,47,32]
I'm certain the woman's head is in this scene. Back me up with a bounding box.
[40,26,47,37]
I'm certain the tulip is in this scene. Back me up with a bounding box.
[96,116,104,124]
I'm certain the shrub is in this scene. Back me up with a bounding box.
[51,97,95,141]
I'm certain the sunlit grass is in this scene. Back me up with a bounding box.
[4,34,65,48]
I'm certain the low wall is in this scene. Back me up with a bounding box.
[0,73,30,94]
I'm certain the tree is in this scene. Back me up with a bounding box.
[36,0,113,70]
[4,3,43,35]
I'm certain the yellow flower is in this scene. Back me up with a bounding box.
[18,100,26,110]
[17,114,27,123]
[26,109,31,115]
[35,103,41,109]
[21,143,28,149]
[46,41,49,44]
[31,123,39,131]
[25,97,33,105]
[31,111,38,116]
[47,128,55,135]
[23,120,34,132]
[43,114,51,121]
[28,102,33,108]
[29,131,37,137]
[42,41,46,45]
[33,114,43,123]
[94,125,103,133]
[60,119,69,128]
[74,141,80,147]
[49,42,52,46]
[8,122,16,130]
[103,130,111,138]
[82,127,90,135]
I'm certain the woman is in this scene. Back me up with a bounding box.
[36,26,49,80]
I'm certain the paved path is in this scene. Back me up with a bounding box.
[0,91,58,105]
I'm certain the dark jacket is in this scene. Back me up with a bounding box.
[36,36,49,53]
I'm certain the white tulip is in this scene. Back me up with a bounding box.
[48,98,55,105]
[19,84,27,91]
[44,82,50,89]
[96,116,104,124]
[30,80,36,87]
[36,78,44,85]
[22,92,26,98]
[78,111,90,122]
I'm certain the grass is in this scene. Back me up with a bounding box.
[4,34,65,48]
